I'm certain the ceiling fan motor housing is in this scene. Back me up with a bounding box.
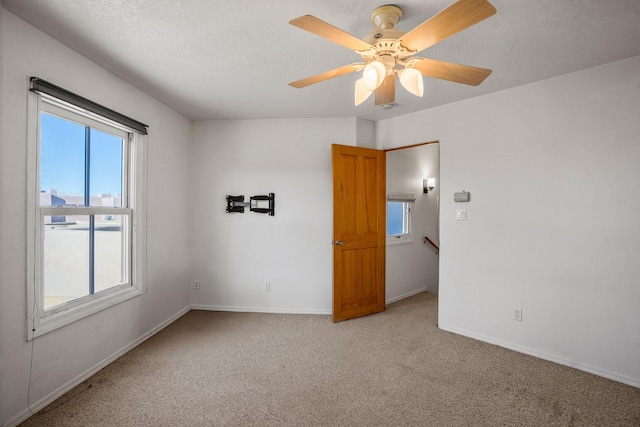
[361,5,414,74]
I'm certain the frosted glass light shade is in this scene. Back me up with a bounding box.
[399,68,424,97]
[363,62,386,91]
[427,178,436,189]
[354,78,373,106]
[423,178,436,193]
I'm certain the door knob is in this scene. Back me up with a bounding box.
[334,240,344,246]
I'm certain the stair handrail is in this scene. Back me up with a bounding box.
[424,236,439,254]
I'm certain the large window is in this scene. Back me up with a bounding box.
[27,80,147,339]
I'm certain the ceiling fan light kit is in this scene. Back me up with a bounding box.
[354,78,373,106]
[398,68,424,97]
[288,0,496,107]
[363,61,386,90]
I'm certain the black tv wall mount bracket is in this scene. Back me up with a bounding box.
[226,193,275,216]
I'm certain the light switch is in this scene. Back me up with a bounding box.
[455,209,467,221]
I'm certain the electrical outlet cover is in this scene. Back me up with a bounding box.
[513,307,522,321]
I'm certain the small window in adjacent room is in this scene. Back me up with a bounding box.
[387,193,415,245]
[27,78,148,339]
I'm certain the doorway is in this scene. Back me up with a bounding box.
[385,142,440,303]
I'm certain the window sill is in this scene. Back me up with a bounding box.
[30,286,142,340]
[387,235,414,246]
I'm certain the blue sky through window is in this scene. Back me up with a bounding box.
[40,113,123,197]
[387,201,403,235]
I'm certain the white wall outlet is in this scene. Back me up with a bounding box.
[194,280,200,289]
[264,282,270,292]
[513,307,522,321]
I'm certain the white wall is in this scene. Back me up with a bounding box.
[189,118,367,313]
[386,144,440,301]
[355,117,375,148]
[188,117,440,311]
[0,10,192,425]
[376,56,640,387]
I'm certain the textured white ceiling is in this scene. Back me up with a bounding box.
[3,0,640,121]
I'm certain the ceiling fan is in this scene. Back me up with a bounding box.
[288,0,496,107]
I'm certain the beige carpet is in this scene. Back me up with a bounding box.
[21,292,640,426]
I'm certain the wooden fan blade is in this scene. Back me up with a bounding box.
[412,58,492,86]
[375,75,395,106]
[289,63,363,89]
[398,0,496,54]
[290,15,373,52]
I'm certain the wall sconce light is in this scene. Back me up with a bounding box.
[423,178,436,193]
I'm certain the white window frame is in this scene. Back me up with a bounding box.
[386,193,415,246]
[26,91,147,340]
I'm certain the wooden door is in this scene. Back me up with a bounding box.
[332,144,386,322]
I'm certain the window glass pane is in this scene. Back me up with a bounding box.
[40,113,86,206]
[387,201,404,235]
[89,128,123,207]
[94,214,126,293]
[44,215,90,309]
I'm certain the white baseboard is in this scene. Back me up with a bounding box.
[4,305,191,427]
[438,322,640,389]
[386,287,427,305]
[192,288,429,316]
[190,304,331,315]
